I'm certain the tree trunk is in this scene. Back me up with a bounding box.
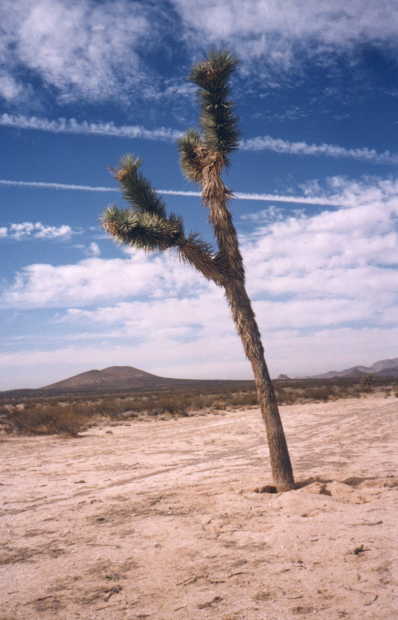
[203,171,295,491]
[224,280,295,491]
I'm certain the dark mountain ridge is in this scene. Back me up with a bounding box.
[312,357,398,379]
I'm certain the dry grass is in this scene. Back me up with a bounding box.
[3,404,91,436]
[1,378,397,437]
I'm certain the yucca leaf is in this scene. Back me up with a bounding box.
[102,206,184,251]
[178,130,206,183]
[113,155,167,218]
[189,51,239,158]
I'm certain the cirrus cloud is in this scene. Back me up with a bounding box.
[2,1,398,107]
[240,135,398,165]
[0,0,154,102]
[172,0,398,67]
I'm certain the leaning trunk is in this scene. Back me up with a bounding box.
[224,279,295,491]
[203,160,295,491]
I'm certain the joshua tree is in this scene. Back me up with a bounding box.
[102,52,295,491]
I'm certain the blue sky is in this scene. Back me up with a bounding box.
[1,0,398,389]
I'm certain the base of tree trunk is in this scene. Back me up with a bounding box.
[255,482,296,494]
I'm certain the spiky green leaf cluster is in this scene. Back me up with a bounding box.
[114,154,167,218]
[189,51,239,158]
[102,51,241,285]
[102,205,184,252]
[178,129,204,184]
[102,155,184,252]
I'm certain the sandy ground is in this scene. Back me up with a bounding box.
[0,395,397,620]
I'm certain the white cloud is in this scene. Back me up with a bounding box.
[0,114,183,142]
[0,74,23,101]
[172,0,398,67]
[238,179,398,331]
[302,175,398,209]
[2,176,397,312]
[1,250,206,309]
[1,174,397,387]
[2,0,398,109]
[62,289,381,339]
[241,206,286,223]
[64,290,229,335]
[86,242,101,257]
[240,135,398,165]
[0,221,73,240]
[0,0,153,102]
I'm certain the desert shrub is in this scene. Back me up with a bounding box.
[4,376,392,433]
[359,374,374,393]
[190,394,208,409]
[275,388,297,405]
[307,386,333,402]
[229,391,258,407]
[352,388,363,398]
[149,394,190,416]
[95,396,155,417]
[96,399,124,417]
[211,398,227,409]
[7,405,89,436]
[0,405,10,417]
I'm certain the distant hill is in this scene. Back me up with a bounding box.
[0,366,254,399]
[42,366,164,392]
[39,366,254,394]
[312,357,398,379]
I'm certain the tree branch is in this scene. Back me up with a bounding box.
[189,51,240,161]
[112,155,167,218]
[178,130,206,184]
[102,206,184,251]
[178,233,224,286]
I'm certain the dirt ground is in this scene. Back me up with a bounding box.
[1,395,397,619]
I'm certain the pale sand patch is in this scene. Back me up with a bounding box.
[0,396,397,619]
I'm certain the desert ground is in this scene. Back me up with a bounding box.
[0,395,397,619]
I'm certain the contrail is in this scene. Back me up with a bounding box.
[240,135,398,165]
[0,113,182,142]
[0,179,348,207]
[2,113,396,165]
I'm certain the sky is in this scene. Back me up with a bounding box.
[1,0,398,389]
